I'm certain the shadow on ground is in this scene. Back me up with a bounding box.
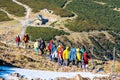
[0,59,19,78]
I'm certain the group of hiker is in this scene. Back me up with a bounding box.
[15,34,91,70]
[33,38,91,70]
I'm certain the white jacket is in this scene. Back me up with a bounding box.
[34,42,39,48]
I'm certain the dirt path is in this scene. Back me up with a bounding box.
[63,0,72,9]
[12,0,32,38]
[0,9,22,22]
[93,1,106,5]
[0,0,32,47]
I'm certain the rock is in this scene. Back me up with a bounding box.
[20,75,28,80]
[55,77,69,80]
[83,77,91,80]
[0,78,4,80]
[21,78,28,80]
[11,73,20,77]
[32,78,41,80]
[72,74,83,80]
[93,77,107,80]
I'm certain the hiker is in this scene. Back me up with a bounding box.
[80,46,86,68]
[48,39,53,55]
[68,47,76,66]
[34,40,39,55]
[83,51,91,71]
[15,35,21,49]
[23,33,29,48]
[80,46,86,54]
[57,45,64,65]
[39,38,46,55]
[63,46,70,66]
[51,43,57,61]
[76,48,82,68]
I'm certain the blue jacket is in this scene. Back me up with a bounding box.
[51,44,56,54]
[80,48,86,54]
[69,48,76,61]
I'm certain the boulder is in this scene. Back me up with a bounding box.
[0,78,4,80]
[72,74,83,80]
[11,73,20,77]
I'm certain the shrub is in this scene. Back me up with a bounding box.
[0,0,25,17]
[0,11,12,21]
[26,27,69,41]
[65,0,120,32]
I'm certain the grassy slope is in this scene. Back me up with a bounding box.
[0,11,12,21]
[17,0,74,17]
[26,27,69,41]
[65,0,120,32]
[95,0,120,7]
[0,0,25,17]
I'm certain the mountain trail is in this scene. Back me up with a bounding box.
[12,0,32,38]
[63,0,72,9]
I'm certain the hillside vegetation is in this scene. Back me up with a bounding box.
[96,0,120,7]
[0,0,25,17]
[17,0,74,17]
[0,11,12,21]
[65,0,120,32]
[26,27,69,41]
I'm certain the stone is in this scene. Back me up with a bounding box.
[0,78,4,80]
[72,74,83,80]
[11,73,20,77]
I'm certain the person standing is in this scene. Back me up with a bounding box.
[39,38,46,55]
[57,45,64,65]
[23,33,29,48]
[76,48,82,68]
[68,47,76,66]
[48,39,53,54]
[62,46,70,66]
[15,35,21,49]
[34,40,39,55]
[83,51,91,71]
[47,39,53,60]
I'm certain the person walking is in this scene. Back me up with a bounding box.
[39,38,46,55]
[80,46,86,68]
[57,45,64,65]
[62,46,70,66]
[51,43,57,61]
[76,48,82,68]
[68,47,76,66]
[15,35,21,49]
[83,51,91,71]
[48,39,53,54]
[34,40,39,55]
[23,33,29,48]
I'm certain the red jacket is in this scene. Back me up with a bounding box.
[16,36,20,42]
[83,52,90,64]
[48,40,52,51]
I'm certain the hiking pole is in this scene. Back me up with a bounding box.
[111,47,116,76]
[91,46,95,70]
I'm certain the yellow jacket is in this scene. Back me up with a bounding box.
[63,47,70,60]
[76,48,81,61]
